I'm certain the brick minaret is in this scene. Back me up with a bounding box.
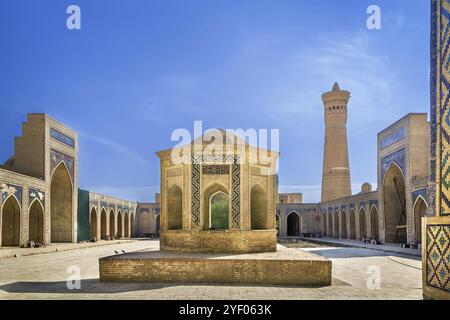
[321,82,352,202]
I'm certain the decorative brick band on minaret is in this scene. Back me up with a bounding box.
[321,82,352,202]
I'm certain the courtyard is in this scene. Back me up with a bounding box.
[0,240,422,300]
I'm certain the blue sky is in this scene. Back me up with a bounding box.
[0,0,430,203]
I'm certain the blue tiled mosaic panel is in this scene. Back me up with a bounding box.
[412,188,428,205]
[29,188,45,207]
[1,184,22,206]
[50,149,74,182]
[381,127,405,150]
[50,128,74,148]
[426,225,450,292]
[381,148,406,179]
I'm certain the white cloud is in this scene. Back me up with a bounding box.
[270,30,395,126]
[78,130,149,165]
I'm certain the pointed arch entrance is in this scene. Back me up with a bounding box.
[90,207,97,241]
[287,212,301,236]
[100,209,107,240]
[383,163,407,243]
[50,163,73,243]
[29,200,44,244]
[349,209,356,239]
[109,210,115,239]
[413,196,427,243]
[359,208,367,239]
[250,184,268,230]
[167,185,183,230]
[370,206,379,241]
[1,196,21,246]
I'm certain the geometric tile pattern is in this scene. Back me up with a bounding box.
[381,148,406,180]
[231,156,240,229]
[412,188,428,205]
[434,0,450,215]
[50,127,75,148]
[426,225,450,292]
[191,156,201,227]
[380,126,405,150]
[50,148,74,183]
[29,188,45,207]
[1,183,23,207]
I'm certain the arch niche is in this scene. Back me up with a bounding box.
[1,196,21,246]
[50,163,73,243]
[383,163,407,244]
[413,196,427,243]
[90,207,97,240]
[203,183,229,230]
[167,185,183,230]
[287,212,301,236]
[359,208,367,239]
[29,200,44,244]
[100,209,107,240]
[250,184,268,230]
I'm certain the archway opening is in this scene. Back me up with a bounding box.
[328,214,332,237]
[413,197,427,243]
[117,212,123,238]
[167,185,182,230]
[90,207,97,241]
[334,212,339,237]
[1,196,20,246]
[100,209,107,240]
[109,211,115,239]
[50,163,73,243]
[287,212,301,236]
[209,192,229,230]
[203,184,228,230]
[370,206,379,241]
[350,209,356,239]
[131,214,135,238]
[341,212,347,239]
[29,200,44,244]
[250,185,268,230]
[125,213,130,237]
[383,164,407,243]
[359,208,367,239]
[322,214,327,236]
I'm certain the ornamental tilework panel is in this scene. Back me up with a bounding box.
[436,0,450,215]
[50,149,74,182]
[412,188,428,205]
[191,158,201,227]
[231,157,240,228]
[380,127,406,150]
[426,225,450,292]
[29,188,45,207]
[1,184,22,206]
[50,128,75,148]
[381,148,406,179]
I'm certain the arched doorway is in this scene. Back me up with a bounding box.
[29,200,44,244]
[131,214,135,237]
[109,210,115,239]
[383,163,407,243]
[413,196,427,243]
[125,213,130,237]
[370,206,379,241]
[209,191,229,230]
[100,209,107,240]
[334,211,339,237]
[341,211,347,239]
[50,163,73,242]
[90,207,97,241]
[359,208,367,239]
[328,214,332,237]
[167,185,182,230]
[203,183,228,230]
[1,196,21,246]
[287,212,301,236]
[350,209,356,239]
[250,185,268,230]
[117,211,123,238]
[322,214,326,236]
